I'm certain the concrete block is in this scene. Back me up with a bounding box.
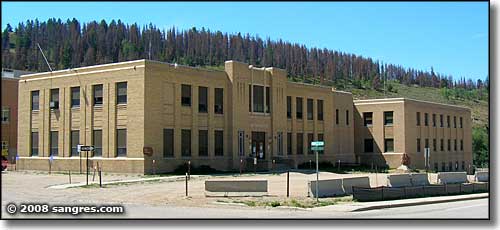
[309,179,344,198]
[472,182,489,192]
[461,183,474,193]
[424,185,446,196]
[342,176,370,194]
[404,186,425,198]
[410,173,430,186]
[352,187,382,202]
[437,172,467,184]
[382,187,405,200]
[474,171,489,182]
[387,174,412,187]
[205,179,267,193]
[445,183,461,195]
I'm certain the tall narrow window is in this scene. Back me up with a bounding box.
[198,130,208,156]
[416,112,421,126]
[253,85,264,112]
[384,139,394,152]
[416,138,421,152]
[432,114,436,127]
[181,84,191,106]
[307,99,314,120]
[50,131,58,156]
[277,132,283,156]
[317,100,323,121]
[364,112,373,126]
[265,86,271,113]
[71,87,80,108]
[215,130,224,156]
[181,129,191,156]
[1,107,9,124]
[424,113,428,126]
[93,84,103,106]
[364,139,374,153]
[238,131,245,156]
[296,97,303,119]
[440,139,444,151]
[93,130,103,157]
[447,139,451,151]
[307,133,314,154]
[287,132,292,155]
[296,133,303,155]
[453,116,457,128]
[70,130,79,157]
[31,90,40,110]
[454,139,457,151]
[31,131,39,156]
[163,129,174,157]
[335,109,339,124]
[286,96,292,118]
[116,82,127,104]
[214,88,224,114]
[460,139,464,151]
[346,110,349,125]
[116,129,127,157]
[198,86,208,113]
[384,111,393,125]
[50,89,59,110]
[249,84,252,112]
[447,115,450,128]
[440,114,444,127]
[425,138,429,149]
[460,117,463,128]
[433,139,437,152]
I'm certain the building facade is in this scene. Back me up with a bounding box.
[17,60,356,173]
[353,98,473,171]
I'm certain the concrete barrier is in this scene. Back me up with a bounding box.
[473,182,489,192]
[461,183,474,193]
[445,184,461,195]
[474,171,489,182]
[410,173,430,186]
[437,172,467,184]
[353,187,383,202]
[424,185,447,196]
[343,176,370,194]
[404,186,426,198]
[309,179,344,198]
[381,187,405,200]
[204,179,267,196]
[387,174,412,188]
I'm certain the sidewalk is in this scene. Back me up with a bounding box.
[316,192,489,212]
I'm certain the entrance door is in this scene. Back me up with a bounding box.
[251,132,266,159]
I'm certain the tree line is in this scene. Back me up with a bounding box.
[1,18,488,91]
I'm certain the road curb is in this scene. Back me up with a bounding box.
[352,193,489,212]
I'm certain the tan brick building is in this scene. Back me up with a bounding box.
[16,60,472,174]
[353,98,473,171]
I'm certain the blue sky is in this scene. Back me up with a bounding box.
[1,1,488,81]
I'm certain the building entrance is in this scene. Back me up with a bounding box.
[251,132,266,159]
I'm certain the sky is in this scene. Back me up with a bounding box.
[1,1,489,81]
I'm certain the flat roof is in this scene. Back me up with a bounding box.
[354,97,470,110]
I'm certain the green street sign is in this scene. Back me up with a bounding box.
[311,146,324,151]
[311,141,324,147]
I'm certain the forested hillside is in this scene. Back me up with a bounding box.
[1,18,489,167]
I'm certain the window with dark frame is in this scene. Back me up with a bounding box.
[447,115,450,128]
[71,87,80,108]
[238,131,245,156]
[417,138,421,152]
[424,113,428,126]
[448,139,451,151]
[198,130,208,157]
[215,130,224,156]
[296,133,303,155]
[253,85,264,112]
[116,129,127,157]
[265,86,271,113]
[93,84,103,106]
[31,90,40,110]
[286,96,292,119]
[454,139,457,151]
[432,114,436,127]
[460,117,463,128]
[317,100,323,121]
[307,133,313,154]
[31,132,39,156]
[364,112,373,126]
[181,129,191,156]
[453,116,457,128]
[181,84,191,106]
[296,97,303,119]
[460,139,463,151]
[307,99,313,120]
[249,84,252,112]
[50,88,59,110]
[416,112,421,126]
[440,114,443,127]
[93,130,103,157]
[384,138,394,152]
[1,107,9,124]
[287,132,292,155]
[277,132,283,156]
[384,111,393,125]
[198,87,208,113]
[440,139,444,151]
[70,130,79,157]
[425,138,429,148]
[346,110,349,125]
[214,88,224,114]
[335,109,339,124]
[116,82,127,104]
[50,131,58,156]
[163,129,174,157]
[433,139,437,152]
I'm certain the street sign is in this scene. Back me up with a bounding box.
[311,146,324,151]
[311,141,324,147]
[78,145,94,152]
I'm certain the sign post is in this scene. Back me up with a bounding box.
[78,145,94,185]
[311,141,324,202]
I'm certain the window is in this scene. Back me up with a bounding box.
[50,89,59,110]
[460,139,464,151]
[346,110,349,125]
[248,85,252,112]
[199,130,208,157]
[440,114,443,127]
[296,133,303,155]
[277,132,283,155]
[163,129,174,157]
[215,130,224,156]
[335,109,339,124]
[50,131,58,156]
[31,91,40,110]
[433,139,437,152]
[265,86,271,113]
[307,99,314,120]
[460,117,463,128]
[442,162,446,172]
[93,84,103,106]
[318,134,324,154]
[384,111,393,125]
[71,87,80,108]
[198,86,208,113]
[1,107,9,124]
[440,139,444,151]
[317,100,323,121]
[286,96,292,118]
[453,116,457,128]
[416,112,421,126]
[181,129,191,156]
[434,162,439,172]
[447,139,451,151]
[447,115,450,128]
[93,130,103,157]
[462,161,465,171]
[287,133,292,155]
[214,88,224,114]
[296,97,303,119]
[253,85,264,112]
[31,132,39,156]
[363,112,373,126]
[432,114,436,127]
[364,139,374,153]
[181,84,191,106]
[116,129,127,157]
[425,138,429,149]
[70,130,79,157]
[424,113,428,126]
[384,139,394,152]
[416,138,421,152]
[116,82,127,104]
[454,139,457,151]
[449,162,453,171]
[238,131,245,156]
[307,133,314,154]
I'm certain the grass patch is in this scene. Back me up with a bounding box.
[223,196,354,208]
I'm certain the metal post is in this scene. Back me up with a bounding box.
[338,160,341,172]
[79,152,82,174]
[48,160,51,175]
[99,165,102,188]
[153,160,156,175]
[86,151,89,185]
[315,150,319,202]
[239,159,242,175]
[68,170,72,184]
[188,161,191,180]
[287,170,290,197]
[185,172,188,196]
